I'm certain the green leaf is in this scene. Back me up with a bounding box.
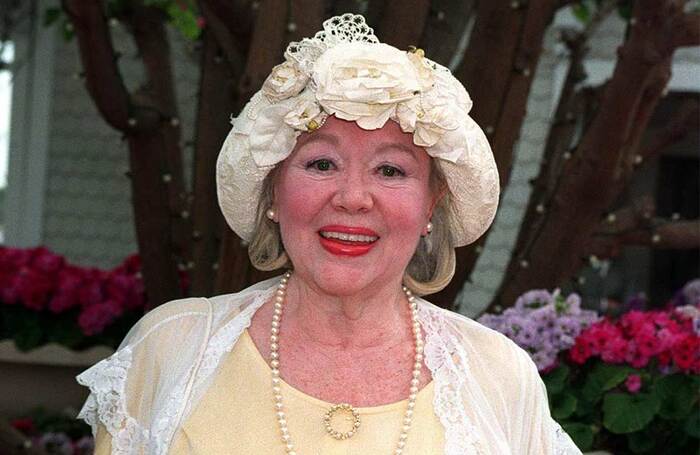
[561,422,594,451]
[551,391,578,420]
[544,364,570,395]
[655,374,698,420]
[602,392,661,434]
[2,307,45,351]
[573,395,596,418]
[627,431,655,453]
[582,363,632,402]
[43,7,62,27]
[683,412,700,438]
[617,1,633,20]
[46,312,85,349]
[572,2,591,24]
[166,3,201,41]
[61,19,75,41]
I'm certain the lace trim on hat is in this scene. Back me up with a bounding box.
[285,13,379,76]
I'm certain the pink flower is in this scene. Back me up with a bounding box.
[569,341,592,364]
[625,374,642,393]
[600,337,627,363]
[78,299,124,336]
[106,273,145,311]
[77,271,105,308]
[625,342,650,368]
[10,417,35,434]
[17,268,52,311]
[31,246,65,274]
[0,247,32,272]
[671,334,700,372]
[636,331,661,357]
[48,266,85,313]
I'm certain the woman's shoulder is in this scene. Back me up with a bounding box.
[132,276,281,346]
[418,298,537,379]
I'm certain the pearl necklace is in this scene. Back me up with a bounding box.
[270,271,424,455]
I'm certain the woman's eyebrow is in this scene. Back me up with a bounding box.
[297,132,339,148]
[375,143,421,161]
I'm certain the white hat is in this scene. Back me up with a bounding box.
[216,13,499,247]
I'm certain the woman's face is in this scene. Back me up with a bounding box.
[272,116,437,297]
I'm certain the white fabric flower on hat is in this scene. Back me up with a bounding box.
[248,100,302,167]
[262,60,309,103]
[283,94,327,132]
[313,42,422,129]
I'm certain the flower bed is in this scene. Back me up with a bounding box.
[10,409,93,454]
[0,246,185,351]
[478,281,700,454]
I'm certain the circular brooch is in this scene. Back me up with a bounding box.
[323,403,361,440]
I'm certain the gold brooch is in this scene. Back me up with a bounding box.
[323,403,361,440]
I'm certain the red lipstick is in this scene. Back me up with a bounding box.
[318,225,379,257]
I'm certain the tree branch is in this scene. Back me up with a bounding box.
[589,220,700,255]
[61,1,158,131]
[672,12,700,49]
[490,0,697,310]
[639,98,699,162]
[432,0,562,308]
[190,28,236,296]
[377,0,431,50]
[288,0,324,42]
[217,0,290,293]
[199,0,254,52]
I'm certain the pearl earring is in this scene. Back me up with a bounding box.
[426,221,433,234]
[266,208,276,221]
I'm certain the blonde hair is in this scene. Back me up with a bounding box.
[247,161,456,296]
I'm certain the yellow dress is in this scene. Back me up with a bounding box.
[94,329,445,454]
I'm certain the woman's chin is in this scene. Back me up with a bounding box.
[295,265,397,298]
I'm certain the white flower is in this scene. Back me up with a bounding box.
[313,42,422,129]
[283,95,327,131]
[406,50,435,91]
[248,100,301,167]
[262,61,309,103]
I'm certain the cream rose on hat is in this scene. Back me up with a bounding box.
[216,13,500,247]
[313,42,423,129]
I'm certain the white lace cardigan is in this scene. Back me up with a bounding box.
[76,276,582,455]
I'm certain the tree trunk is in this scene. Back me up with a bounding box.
[491,0,700,311]
[430,0,561,308]
[189,28,236,296]
[62,1,185,309]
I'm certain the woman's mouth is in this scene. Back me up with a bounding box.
[318,226,379,256]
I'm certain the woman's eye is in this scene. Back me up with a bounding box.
[307,159,334,171]
[378,165,404,178]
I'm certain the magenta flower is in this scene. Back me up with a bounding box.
[625,374,642,393]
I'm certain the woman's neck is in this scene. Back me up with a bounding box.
[282,274,413,351]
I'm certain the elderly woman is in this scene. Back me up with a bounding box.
[77,14,581,455]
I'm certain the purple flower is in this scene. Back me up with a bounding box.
[625,292,648,311]
[74,435,95,455]
[565,293,582,315]
[38,432,73,455]
[682,279,700,306]
[479,288,600,372]
[515,290,554,311]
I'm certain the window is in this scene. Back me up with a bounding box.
[0,42,14,243]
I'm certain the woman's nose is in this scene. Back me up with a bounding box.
[331,174,374,213]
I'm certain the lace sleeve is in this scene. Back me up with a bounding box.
[510,342,583,455]
[76,347,148,454]
[553,420,583,455]
[75,297,211,455]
